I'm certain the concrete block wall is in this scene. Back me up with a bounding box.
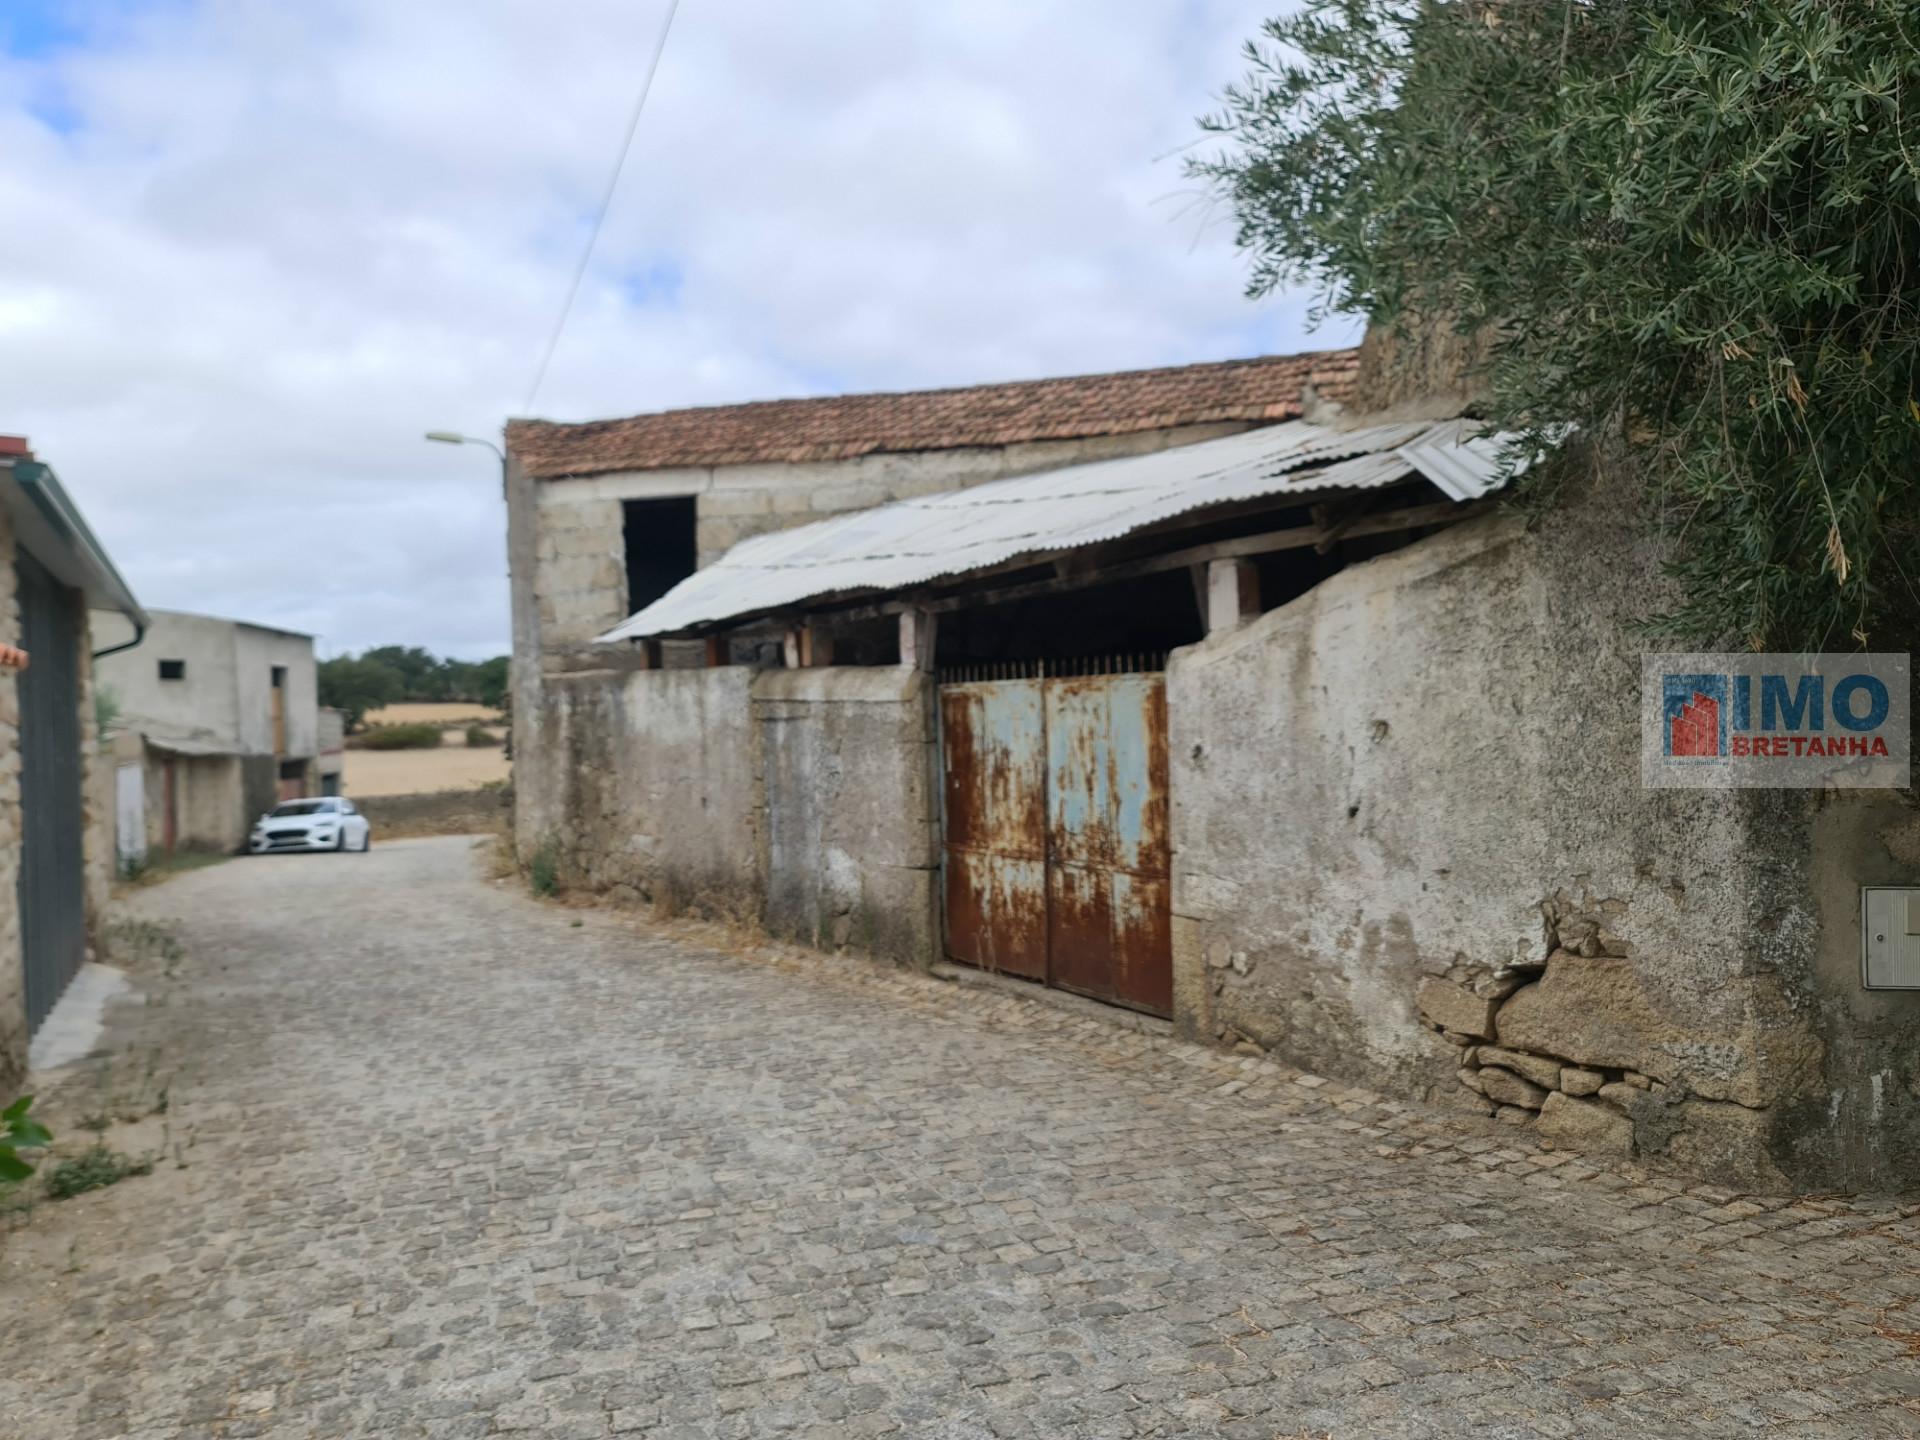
[1167,461,1920,1191]
[529,422,1253,655]
[752,668,939,966]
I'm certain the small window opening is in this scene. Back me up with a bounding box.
[158,659,186,681]
[623,497,698,617]
[270,665,287,689]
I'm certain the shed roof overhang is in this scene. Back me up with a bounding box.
[598,416,1515,642]
[1,456,148,634]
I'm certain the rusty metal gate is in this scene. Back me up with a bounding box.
[939,658,1171,1016]
[16,549,87,1034]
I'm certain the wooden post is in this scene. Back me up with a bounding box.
[782,623,833,668]
[703,635,726,667]
[898,607,937,672]
[634,638,663,670]
[802,623,833,668]
[1206,558,1261,635]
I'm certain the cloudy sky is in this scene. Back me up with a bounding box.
[0,0,1345,658]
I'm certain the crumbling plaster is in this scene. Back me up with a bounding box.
[1168,459,1920,1191]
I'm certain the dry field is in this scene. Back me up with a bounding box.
[345,744,510,796]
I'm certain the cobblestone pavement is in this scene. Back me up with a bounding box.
[4,837,1920,1439]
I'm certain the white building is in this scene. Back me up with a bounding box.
[95,609,320,855]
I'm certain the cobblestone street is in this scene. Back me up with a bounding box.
[3,836,1920,1438]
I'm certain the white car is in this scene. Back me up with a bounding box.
[249,797,372,854]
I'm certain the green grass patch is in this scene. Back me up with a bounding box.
[45,1147,153,1200]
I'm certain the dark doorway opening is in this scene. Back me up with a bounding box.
[623,497,698,617]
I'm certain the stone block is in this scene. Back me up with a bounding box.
[1415,976,1497,1040]
[1559,1067,1604,1096]
[1652,1100,1791,1193]
[1537,1091,1632,1158]
[698,490,775,518]
[1475,1046,1561,1090]
[810,484,889,514]
[1478,1066,1549,1111]
[1494,951,1822,1108]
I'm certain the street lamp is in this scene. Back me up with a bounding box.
[425,431,506,496]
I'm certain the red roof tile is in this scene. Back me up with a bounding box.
[507,348,1359,479]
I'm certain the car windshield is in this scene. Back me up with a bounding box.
[269,801,334,818]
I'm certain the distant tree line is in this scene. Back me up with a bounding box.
[318,645,509,731]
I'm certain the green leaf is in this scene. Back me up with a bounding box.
[0,1149,34,1183]
[7,1121,52,1149]
[0,1095,32,1124]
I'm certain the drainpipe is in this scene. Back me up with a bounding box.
[91,617,147,661]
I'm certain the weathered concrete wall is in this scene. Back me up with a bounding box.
[97,610,241,745]
[1168,460,1920,1191]
[753,668,938,966]
[530,422,1254,654]
[515,657,938,962]
[142,751,248,853]
[98,610,317,759]
[518,663,761,916]
[0,505,22,1091]
[234,623,318,759]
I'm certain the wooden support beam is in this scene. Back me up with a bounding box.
[684,498,1487,636]
[884,501,1485,620]
[703,635,726,668]
[633,638,664,670]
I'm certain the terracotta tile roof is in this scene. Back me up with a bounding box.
[506,348,1359,479]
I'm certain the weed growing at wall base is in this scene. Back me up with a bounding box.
[528,838,561,898]
[44,1146,154,1201]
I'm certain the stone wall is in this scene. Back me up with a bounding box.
[0,505,21,1091]
[354,785,510,837]
[77,621,112,933]
[754,668,938,966]
[1168,458,1920,1191]
[518,663,761,917]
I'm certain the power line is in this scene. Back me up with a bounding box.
[521,0,682,416]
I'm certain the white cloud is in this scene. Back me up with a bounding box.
[0,0,1352,657]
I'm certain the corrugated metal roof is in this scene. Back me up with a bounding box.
[600,416,1512,641]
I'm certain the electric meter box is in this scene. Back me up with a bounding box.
[1861,888,1920,989]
